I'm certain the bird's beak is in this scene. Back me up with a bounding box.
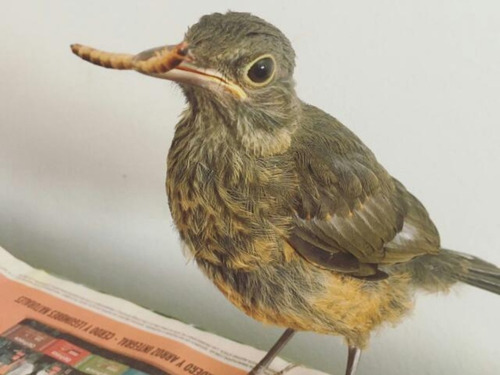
[71,42,247,100]
[135,45,248,100]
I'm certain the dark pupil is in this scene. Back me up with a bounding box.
[247,57,274,83]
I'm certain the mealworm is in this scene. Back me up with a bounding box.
[70,44,134,70]
[70,42,189,74]
[133,42,189,74]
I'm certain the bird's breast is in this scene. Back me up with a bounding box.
[166,133,297,270]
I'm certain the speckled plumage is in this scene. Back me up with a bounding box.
[165,13,488,349]
[167,97,431,347]
[72,10,500,374]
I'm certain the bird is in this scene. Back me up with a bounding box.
[71,11,500,375]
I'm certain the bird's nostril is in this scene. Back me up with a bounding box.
[177,43,189,57]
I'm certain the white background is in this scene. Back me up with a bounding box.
[1,1,499,374]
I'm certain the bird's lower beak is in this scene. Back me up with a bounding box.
[71,42,247,100]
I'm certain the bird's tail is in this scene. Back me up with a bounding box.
[445,249,500,295]
[403,249,500,295]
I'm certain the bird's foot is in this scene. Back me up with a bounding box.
[247,367,265,375]
[276,364,299,374]
[247,329,296,375]
[248,363,297,375]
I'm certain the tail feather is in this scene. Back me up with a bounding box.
[440,249,500,295]
[459,274,500,295]
[402,248,500,295]
[448,250,500,295]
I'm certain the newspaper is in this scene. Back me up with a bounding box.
[0,246,327,375]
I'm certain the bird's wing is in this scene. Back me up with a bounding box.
[287,104,440,278]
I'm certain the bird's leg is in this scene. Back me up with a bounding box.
[248,329,296,375]
[345,346,362,375]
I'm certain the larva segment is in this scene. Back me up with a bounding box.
[70,42,189,74]
[133,42,189,74]
[70,44,134,70]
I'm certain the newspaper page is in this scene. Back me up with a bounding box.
[0,246,328,375]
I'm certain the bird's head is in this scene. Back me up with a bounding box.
[72,12,301,155]
[170,12,301,155]
[179,12,296,105]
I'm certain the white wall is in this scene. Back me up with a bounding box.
[1,1,499,374]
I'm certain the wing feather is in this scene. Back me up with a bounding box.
[287,104,440,277]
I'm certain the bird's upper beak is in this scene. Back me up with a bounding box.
[71,42,247,100]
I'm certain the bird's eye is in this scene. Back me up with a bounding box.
[245,55,276,86]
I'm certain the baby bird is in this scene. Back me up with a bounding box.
[72,11,500,375]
